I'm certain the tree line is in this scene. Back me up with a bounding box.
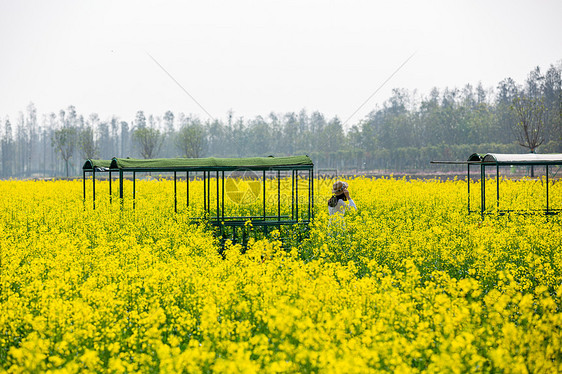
[1,62,561,178]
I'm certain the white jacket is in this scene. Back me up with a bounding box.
[328,198,357,216]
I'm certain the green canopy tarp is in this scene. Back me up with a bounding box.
[109,155,313,170]
[82,159,113,170]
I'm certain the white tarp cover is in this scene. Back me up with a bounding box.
[483,153,562,164]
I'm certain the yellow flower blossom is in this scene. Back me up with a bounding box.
[0,178,561,372]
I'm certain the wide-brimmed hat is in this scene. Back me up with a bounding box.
[332,180,348,195]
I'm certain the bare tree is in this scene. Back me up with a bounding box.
[79,126,97,159]
[511,95,547,177]
[2,119,14,177]
[163,110,175,133]
[132,127,162,159]
[52,127,77,177]
[26,103,37,176]
[511,96,546,153]
[175,123,205,158]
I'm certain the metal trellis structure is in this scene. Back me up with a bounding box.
[83,156,314,246]
[431,153,562,216]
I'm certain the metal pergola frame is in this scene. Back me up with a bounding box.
[83,156,315,245]
[82,160,118,210]
[432,153,562,216]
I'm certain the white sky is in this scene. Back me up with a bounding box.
[1,0,561,127]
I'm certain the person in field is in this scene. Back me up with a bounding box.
[328,180,357,216]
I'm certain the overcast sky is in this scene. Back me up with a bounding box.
[1,0,561,127]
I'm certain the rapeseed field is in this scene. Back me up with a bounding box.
[1,177,561,372]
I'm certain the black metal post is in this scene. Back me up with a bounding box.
[480,164,485,217]
[203,171,206,213]
[308,169,311,221]
[222,171,225,221]
[92,168,96,210]
[277,170,281,222]
[186,172,189,207]
[546,165,549,213]
[133,171,136,210]
[467,163,470,214]
[207,171,211,214]
[310,167,314,219]
[174,171,177,213]
[263,170,266,220]
[216,171,219,221]
[109,171,112,204]
[496,164,500,211]
[83,170,86,204]
[291,170,295,220]
[295,170,299,221]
